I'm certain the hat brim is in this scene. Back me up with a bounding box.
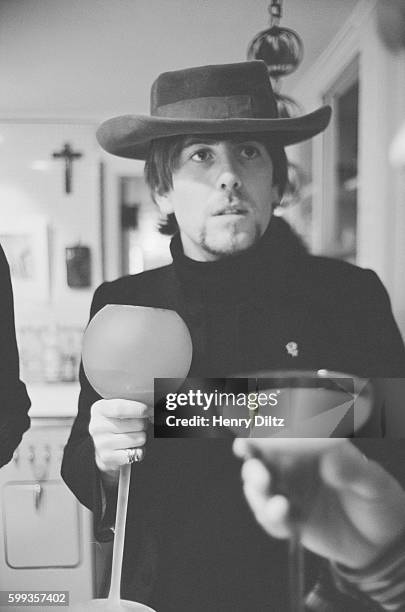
[97,105,331,160]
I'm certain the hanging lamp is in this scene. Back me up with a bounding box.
[247,0,304,84]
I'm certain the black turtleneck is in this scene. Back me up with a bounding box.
[169,215,308,305]
[167,216,310,376]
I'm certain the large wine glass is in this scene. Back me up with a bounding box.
[72,305,192,611]
[222,369,373,612]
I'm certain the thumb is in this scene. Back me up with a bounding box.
[320,441,400,500]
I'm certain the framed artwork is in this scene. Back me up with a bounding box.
[0,216,49,301]
[65,245,92,288]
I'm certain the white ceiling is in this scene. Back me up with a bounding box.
[0,0,358,121]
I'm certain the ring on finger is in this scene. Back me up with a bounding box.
[126,447,144,464]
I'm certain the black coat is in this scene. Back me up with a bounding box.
[62,217,405,611]
[0,244,30,468]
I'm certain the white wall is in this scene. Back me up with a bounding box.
[0,0,357,119]
[0,122,102,328]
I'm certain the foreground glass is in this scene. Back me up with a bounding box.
[223,370,373,612]
[72,305,192,611]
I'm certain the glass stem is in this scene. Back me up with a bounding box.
[108,463,131,603]
[288,523,304,612]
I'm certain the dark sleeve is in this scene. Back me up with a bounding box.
[363,269,405,377]
[309,270,405,611]
[366,271,405,437]
[353,271,405,484]
[0,245,31,468]
[61,282,117,541]
[305,563,382,611]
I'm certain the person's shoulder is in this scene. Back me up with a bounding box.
[102,263,173,291]
[305,254,374,282]
[90,263,175,312]
[300,254,386,305]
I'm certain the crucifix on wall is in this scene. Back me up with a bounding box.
[52,142,83,194]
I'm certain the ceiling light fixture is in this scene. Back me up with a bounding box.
[247,0,303,88]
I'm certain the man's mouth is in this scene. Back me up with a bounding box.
[215,206,248,216]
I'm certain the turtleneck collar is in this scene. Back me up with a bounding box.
[169,215,308,304]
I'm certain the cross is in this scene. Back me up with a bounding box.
[52,143,83,194]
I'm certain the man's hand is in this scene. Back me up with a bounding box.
[233,438,405,570]
[89,399,150,482]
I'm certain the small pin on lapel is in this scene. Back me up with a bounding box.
[286,341,298,357]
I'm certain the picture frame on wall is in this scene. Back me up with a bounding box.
[0,216,50,302]
[65,244,92,288]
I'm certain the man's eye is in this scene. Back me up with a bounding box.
[240,145,260,159]
[190,149,212,162]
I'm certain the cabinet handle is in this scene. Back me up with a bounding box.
[33,483,43,510]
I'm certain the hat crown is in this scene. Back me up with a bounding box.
[150,61,278,121]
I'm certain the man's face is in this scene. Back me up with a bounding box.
[155,137,278,261]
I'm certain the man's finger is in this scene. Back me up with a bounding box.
[241,457,271,494]
[97,431,147,453]
[92,399,151,419]
[97,447,145,471]
[92,417,149,435]
[321,442,402,499]
[233,438,250,459]
[243,482,292,539]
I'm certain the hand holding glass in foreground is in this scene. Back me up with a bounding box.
[234,437,405,570]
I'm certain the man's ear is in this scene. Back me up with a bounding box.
[154,191,174,215]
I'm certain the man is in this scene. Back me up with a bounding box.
[0,244,30,468]
[62,61,405,611]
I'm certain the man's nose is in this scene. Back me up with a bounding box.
[216,159,242,192]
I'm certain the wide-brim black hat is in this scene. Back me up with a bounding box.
[97,61,331,160]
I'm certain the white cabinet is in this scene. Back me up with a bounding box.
[0,417,94,611]
[3,480,80,569]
